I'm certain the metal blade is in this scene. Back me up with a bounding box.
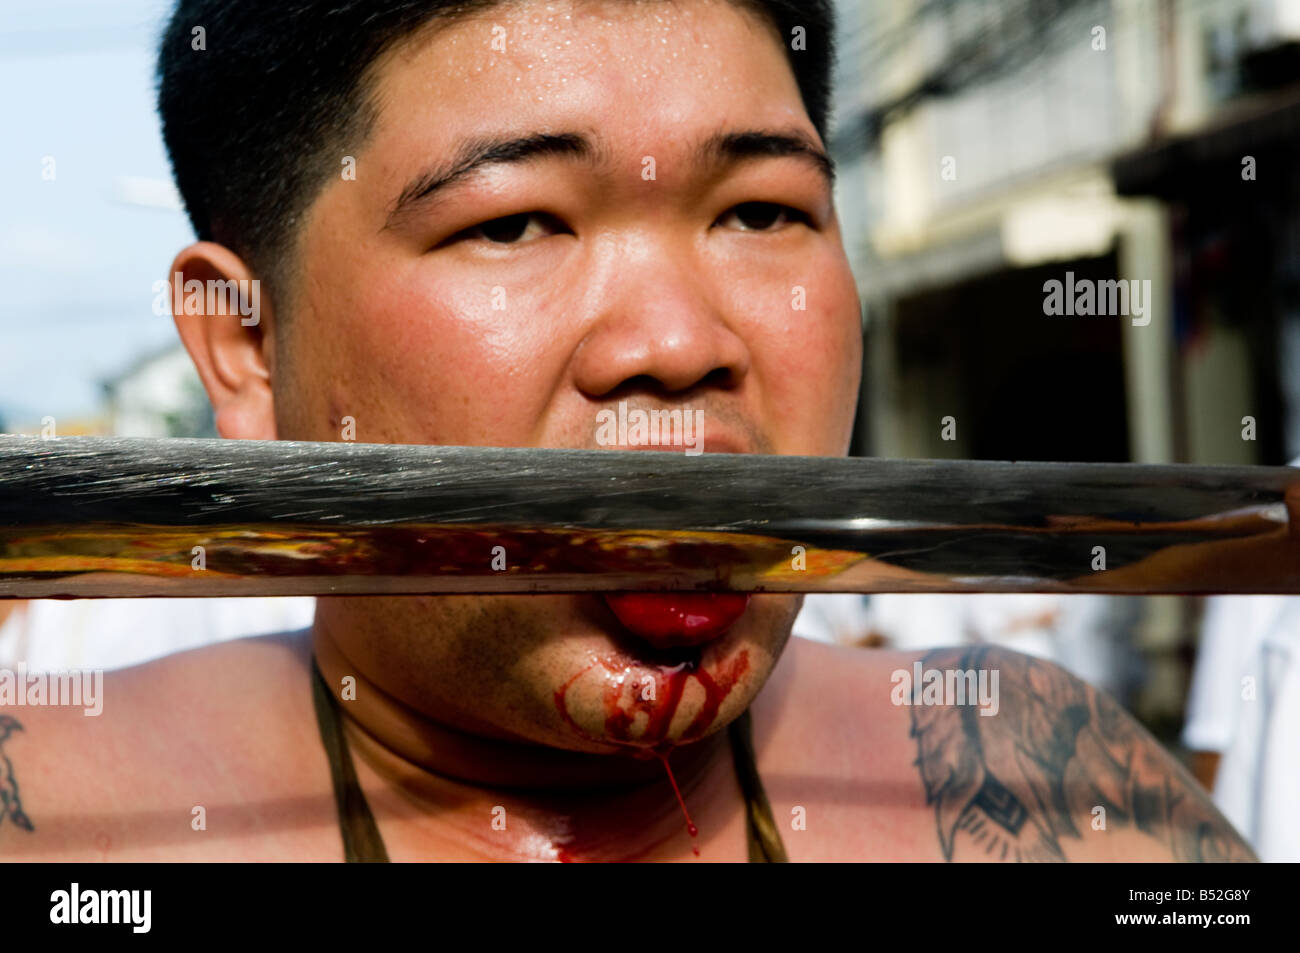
[0,435,1297,597]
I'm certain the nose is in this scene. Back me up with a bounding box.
[570,239,751,398]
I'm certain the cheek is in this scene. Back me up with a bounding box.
[743,252,862,446]
[719,238,859,359]
[308,262,575,444]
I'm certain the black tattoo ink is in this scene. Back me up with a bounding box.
[0,715,33,832]
[908,647,1254,862]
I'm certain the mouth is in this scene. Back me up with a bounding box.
[550,592,758,752]
[600,592,751,651]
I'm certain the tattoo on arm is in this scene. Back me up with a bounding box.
[0,715,33,832]
[907,647,1254,862]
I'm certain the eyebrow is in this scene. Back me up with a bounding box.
[384,127,836,228]
[695,128,836,190]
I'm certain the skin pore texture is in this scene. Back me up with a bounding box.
[0,0,1257,863]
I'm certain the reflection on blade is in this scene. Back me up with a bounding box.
[0,436,1297,597]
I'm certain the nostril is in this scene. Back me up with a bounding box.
[618,374,661,397]
[698,366,738,390]
[602,368,735,401]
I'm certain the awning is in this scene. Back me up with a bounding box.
[1112,86,1300,198]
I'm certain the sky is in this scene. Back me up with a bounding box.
[0,0,193,428]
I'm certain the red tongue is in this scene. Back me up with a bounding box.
[602,592,750,648]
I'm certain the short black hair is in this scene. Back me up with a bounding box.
[157,0,836,293]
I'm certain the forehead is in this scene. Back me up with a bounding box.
[363,0,811,164]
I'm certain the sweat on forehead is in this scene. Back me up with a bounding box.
[156,0,834,285]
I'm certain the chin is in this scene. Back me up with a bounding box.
[548,594,794,753]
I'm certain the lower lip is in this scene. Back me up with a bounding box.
[601,592,751,649]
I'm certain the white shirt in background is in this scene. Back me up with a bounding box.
[0,597,316,673]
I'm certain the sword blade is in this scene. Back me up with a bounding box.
[0,436,1296,597]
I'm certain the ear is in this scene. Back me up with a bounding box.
[168,242,278,440]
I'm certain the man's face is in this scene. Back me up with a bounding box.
[273,0,861,754]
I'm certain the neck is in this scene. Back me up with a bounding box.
[309,619,733,859]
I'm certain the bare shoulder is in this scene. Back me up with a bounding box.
[753,638,1256,862]
[748,637,945,860]
[0,629,335,861]
[903,645,1255,862]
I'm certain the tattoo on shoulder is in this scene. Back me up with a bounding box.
[0,715,34,832]
[906,647,1254,862]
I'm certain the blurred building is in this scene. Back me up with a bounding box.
[101,341,215,437]
[828,0,1300,731]
[832,0,1300,466]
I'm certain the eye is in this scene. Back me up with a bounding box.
[450,211,570,246]
[715,201,810,232]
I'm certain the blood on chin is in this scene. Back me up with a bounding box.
[550,591,761,751]
[552,641,753,753]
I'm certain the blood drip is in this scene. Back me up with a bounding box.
[553,649,750,748]
[655,749,701,857]
[551,649,751,859]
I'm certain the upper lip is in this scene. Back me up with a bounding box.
[604,437,755,455]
